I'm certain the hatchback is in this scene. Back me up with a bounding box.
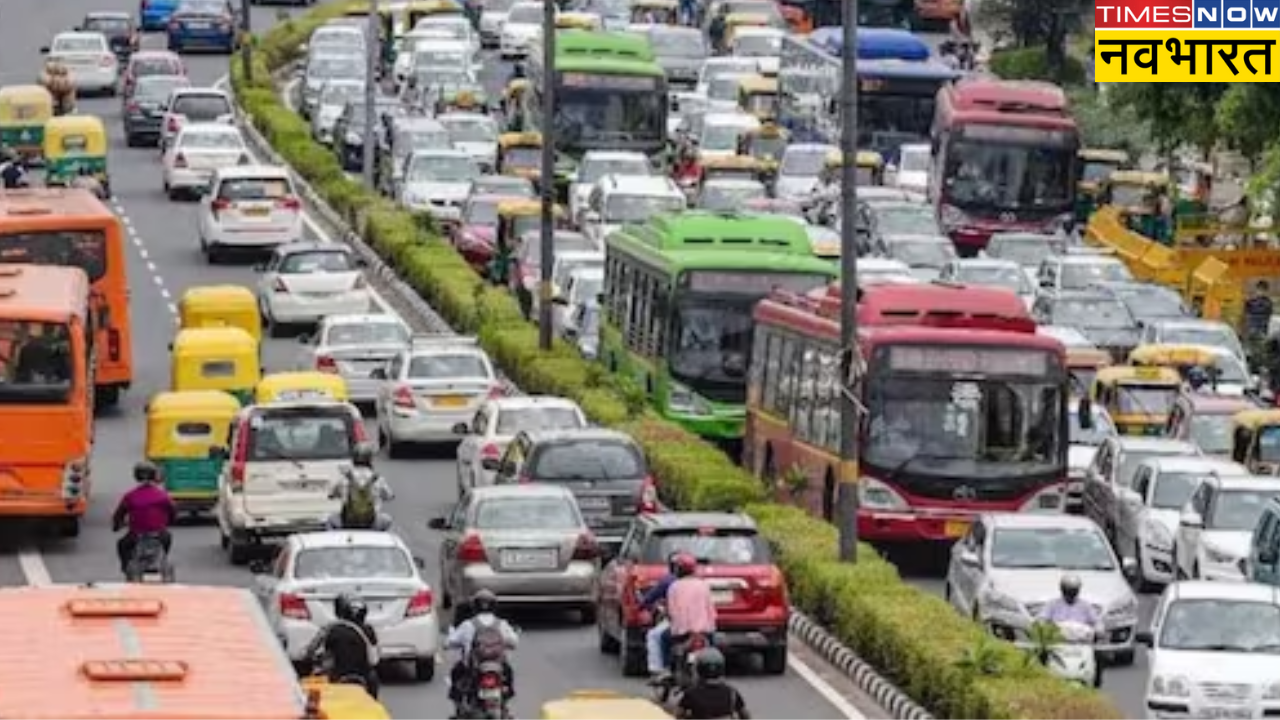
[296,314,411,403]
[42,32,119,96]
[159,87,233,149]
[161,122,246,198]
[122,74,190,146]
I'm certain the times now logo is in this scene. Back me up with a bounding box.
[1096,0,1280,27]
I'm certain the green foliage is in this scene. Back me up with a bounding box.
[1066,87,1152,155]
[989,47,1085,85]
[230,9,1127,718]
[1107,83,1229,156]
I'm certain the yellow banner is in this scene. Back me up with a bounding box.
[1094,30,1280,81]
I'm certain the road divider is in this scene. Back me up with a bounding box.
[228,11,1124,719]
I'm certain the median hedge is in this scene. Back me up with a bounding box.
[231,12,1123,718]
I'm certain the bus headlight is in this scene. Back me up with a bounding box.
[668,383,713,416]
[859,477,908,510]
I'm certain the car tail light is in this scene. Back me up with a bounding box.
[100,55,115,67]
[755,567,788,605]
[639,476,658,513]
[572,533,599,561]
[210,198,230,213]
[456,532,487,564]
[478,672,501,689]
[107,328,121,362]
[351,419,368,443]
[480,443,501,459]
[272,277,288,293]
[405,590,433,618]
[126,101,140,113]
[315,355,338,373]
[279,593,310,620]
[229,418,249,486]
[277,196,301,210]
[488,383,504,399]
[393,385,416,409]
[173,153,187,168]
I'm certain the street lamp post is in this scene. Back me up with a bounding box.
[361,0,379,189]
[836,0,861,563]
[537,3,556,351]
[239,0,253,83]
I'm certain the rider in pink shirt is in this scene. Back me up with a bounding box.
[667,553,717,637]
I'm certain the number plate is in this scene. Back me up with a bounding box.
[944,521,969,538]
[477,688,503,701]
[432,395,467,408]
[1201,708,1253,719]
[284,479,326,491]
[712,590,734,605]
[242,206,270,217]
[186,21,210,28]
[141,573,164,583]
[500,548,556,570]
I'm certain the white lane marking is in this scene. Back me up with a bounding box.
[113,198,180,319]
[17,549,51,587]
[215,73,867,720]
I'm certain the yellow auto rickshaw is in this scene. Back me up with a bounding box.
[43,114,109,191]
[736,75,779,122]
[1230,409,1280,474]
[700,155,766,185]
[630,0,678,23]
[496,132,542,180]
[169,327,261,405]
[1100,170,1172,241]
[302,677,391,720]
[1129,343,1219,378]
[1066,347,1112,398]
[498,199,563,252]
[541,690,672,720]
[178,285,263,344]
[146,390,240,513]
[1092,366,1182,436]
[1078,148,1130,197]
[405,0,464,30]
[256,371,350,405]
[738,123,788,172]
[0,85,54,164]
[854,150,886,186]
[556,11,602,29]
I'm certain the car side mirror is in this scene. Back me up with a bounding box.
[427,517,450,530]
[481,457,502,472]
[1077,397,1094,429]
[958,549,981,568]
[247,559,270,574]
[1261,548,1279,565]
[208,446,228,461]
[1121,556,1139,579]
[1180,510,1203,528]
[370,367,387,379]
[1135,630,1154,646]
[451,422,470,435]
[413,556,426,569]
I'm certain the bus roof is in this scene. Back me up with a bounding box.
[553,55,667,76]
[0,264,89,323]
[556,29,656,62]
[0,584,306,719]
[942,78,1071,116]
[0,188,115,221]
[611,211,814,254]
[808,27,930,61]
[762,281,1035,333]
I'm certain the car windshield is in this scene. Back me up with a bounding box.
[171,95,231,119]
[1115,384,1177,416]
[708,77,747,102]
[135,77,189,101]
[1159,325,1244,358]
[1159,599,1280,653]
[408,353,489,379]
[86,17,131,33]
[312,30,365,50]
[990,526,1115,570]
[701,122,749,151]
[571,274,604,302]
[872,203,939,235]
[1051,297,1133,329]
[699,182,765,211]
[325,322,409,346]
[294,547,413,579]
[308,56,364,80]
[890,240,955,269]
[508,4,542,22]
[495,406,584,434]
[734,34,780,56]
[1060,261,1131,289]
[531,440,644,480]
[580,158,650,184]
[899,148,931,173]
[217,177,293,201]
[414,50,468,68]
[279,251,355,273]
[474,177,535,197]
[475,497,581,530]
[177,130,242,149]
[1209,489,1274,530]
[650,29,706,57]
[1069,408,1115,445]
[1114,286,1187,318]
[646,530,771,564]
[132,56,182,76]
[781,147,833,176]
[988,236,1064,267]
[604,194,684,224]
[321,82,362,106]
[401,129,451,153]
[0,320,74,402]
[521,234,594,266]
[464,198,501,225]
[953,264,1029,293]
[440,117,496,144]
[1150,472,1206,509]
[1191,413,1234,455]
[54,36,104,52]
[1116,450,1172,487]
[246,408,355,461]
[408,155,479,183]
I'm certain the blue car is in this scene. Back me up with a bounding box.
[139,0,180,31]
[166,0,238,53]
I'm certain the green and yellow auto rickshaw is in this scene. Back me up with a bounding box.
[497,132,542,181]
[1076,147,1130,222]
[0,85,53,165]
[169,327,261,405]
[43,114,109,192]
[1101,170,1171,242]
[146,390,240,513]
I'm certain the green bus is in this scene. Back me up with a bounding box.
[600,212,839,442]
[521,31,667,178]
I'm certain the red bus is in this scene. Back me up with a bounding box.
[931,78,1080,256]
[745,282,1069,544]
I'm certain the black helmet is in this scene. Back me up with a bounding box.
[133,461,159,484]
[335,593,368,625]
[351,441,376,468]
[472,588,498,614]
[693,647,726,681]
[1060,573,1082,602]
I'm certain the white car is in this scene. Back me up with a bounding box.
[702,72,755,113]
[1067,399,1117,511]
[1140,318,1248,365]
[257,241,372,332]
[1174,475,1280,581]
[374,335,500,456]
[436,112,498,171]
[310,79,364,145]
[453,396,587,496]
[1119,457,1249,589]
[697,112,760,161]
[1083,436,1203,542]
[727,26,782,75]
[554,265,604,340]
[1035,253,1133,294]
[893,143,931,195]
[43,32,118,95]
[534,249,604,320]
[500,2,549,57]
[776,143,836,200]
[397,149,481,221]
[159,87,234,150]
[569,151,650,223]
[885,234,957,282]
[937,258,1036,309]
[694,56,759,97]
[397,29,477,86]
[945,513,1139,664]
[297,313,412,403]
[412,15,480,57]
[696,178,767,212]
[479,0,520,46]
[983,232,1066,286]
[854,258,917,287]
[581,174,686,245]
[1140,581,1280,717]
[252,530,441,681]
[197,166,303,263]
[304,24,367,58]
[162,122,247,199]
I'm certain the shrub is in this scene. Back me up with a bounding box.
[230,11,1125,719]
[989,47,1087,85]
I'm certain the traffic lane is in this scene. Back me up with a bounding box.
[0,550,35,587]
[903,571,1151,719]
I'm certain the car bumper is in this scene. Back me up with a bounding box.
[339,375,383,403]
[709,624,788,651]
[167,166,216,189]
[69,69,119,91]
[208,221,302,248]
[267,293,372,324]
[124,116,163,136]
[280,615,442,662]
[500,37,530,56]
[169,30,236,49]
[386,409,472,443]
[227,512,330,538]
[460,561,598,603]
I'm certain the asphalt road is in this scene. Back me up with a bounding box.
[0,2,876,718]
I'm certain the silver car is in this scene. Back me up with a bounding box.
[429,484,601,617]
[43,31,120,95]
[311,79,365,145]
[397,149,482,221]
[299,52,365,119]
[373,335,498,455]
[297,314,411,403]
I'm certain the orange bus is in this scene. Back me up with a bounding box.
[0,264,93,538]
[0,189,132,407]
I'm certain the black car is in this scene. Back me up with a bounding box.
[80,11,138,60]
[122,74,190,146]
[333,98,403,173]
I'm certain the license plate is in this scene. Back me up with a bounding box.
[284,480,326,491]
[186,21,210,28]
[432,395,467,408]
[477,688,502,701]
[577,497,610,511]
[944,520,969,538]
[501,548,556,570]
[1201,708,1253,719]
[712,590,734,605]
[242,207,270,216]
[141,573,164,583]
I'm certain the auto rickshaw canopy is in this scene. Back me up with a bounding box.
[145,390,241,459]
[1128,343,1220,370]
[255,371,350,404]
[541,690,672,720]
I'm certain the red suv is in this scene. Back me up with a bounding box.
[593,512,790,676]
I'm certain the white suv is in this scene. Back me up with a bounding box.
[197,166,303,263]
[581,174,687,245]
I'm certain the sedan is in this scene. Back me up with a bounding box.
[257,242,372,332]
[500,2,550,58]
[945,512,1140,664]
[429,484,602,619]
[123,74,190,146]
[120,50,185,98]
[453,396,588,497]
[297,313,411,403]
[937,258,1035,308]
[166,0,239,53]
[42,32,119,96]
[437,112,498,171]
[79,12,138,60]
[250,530,440,681]
[398,149,481,222]
[162,123,247,199]
[310,79,364,146]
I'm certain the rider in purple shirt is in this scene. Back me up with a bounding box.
[1036,574,1103,629]
[112,461,176,573]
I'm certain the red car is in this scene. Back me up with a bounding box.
[594,512,790,677]
[120,50,184,96]
[452,194,505,274]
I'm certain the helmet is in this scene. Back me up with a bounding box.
[133,461,159,484]
[334,593,368,625]
[472,588,498,614]
[1060,573,1082,602]
[671,552,697,578]
[692,647,726,681]
[351,441,376,468]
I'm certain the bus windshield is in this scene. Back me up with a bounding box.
[553,73,665,148]
[0,319,74,403]
[670,298,755,403]
[0,231,107,282]
[944,137,1075,211]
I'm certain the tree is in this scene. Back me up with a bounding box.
[973,0,1085,76]
[1107,83,1228,158]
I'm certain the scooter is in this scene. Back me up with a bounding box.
[1040,621,1101,688]
[125,532,175,584]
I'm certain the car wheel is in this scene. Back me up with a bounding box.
[413,657,435,682]
[579,604,597,626]
[762,645,787,675]
[620,627,647,677]
[387,433,407,459]
[54,516,80,538]
[228,536,251,566]
[125,133,139,148]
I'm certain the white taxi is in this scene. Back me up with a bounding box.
[43,32,119,94]
[162,122,247,200]
[256,242,372,333]
[197,165,303,263]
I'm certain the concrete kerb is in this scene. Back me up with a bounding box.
[227,71,933,720]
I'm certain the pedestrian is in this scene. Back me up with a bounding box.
[1245,280,1274,343]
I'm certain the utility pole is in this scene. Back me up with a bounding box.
[536,1,556,351]
[239,0,252,83]
[836,0,860,563]
[361,0,379,189]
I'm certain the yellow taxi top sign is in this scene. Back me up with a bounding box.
[1133,366,1165,380]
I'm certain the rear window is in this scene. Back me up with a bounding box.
[0,230,107,282]
[133,57,181,77]
[86,17,132,32]
[496,406,583,434]
[218,177,293,201]
[136,77,190,101]
[530,439,645,481]
[279,250,354,273]
[643,529,770,565]
[201,360,236,377]
[408,353,490,379]
[325,322,409,346]
[176,422,212,436]
[474,497,581,530]
[172,94,231,119]
[178,130,241,149]
[245,407,355,461]
[293,547,414,579]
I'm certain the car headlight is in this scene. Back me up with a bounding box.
[1105,595,1138,620]
[980,589,1026,617]
[1142,520,1173,550]
[1152,674,1192,698]
[668,382,713,416]
[940,204,967,227]
[1263,681,1280,701]
[1205,545,1238,565]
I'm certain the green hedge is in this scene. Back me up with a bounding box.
[230,13,1123,719]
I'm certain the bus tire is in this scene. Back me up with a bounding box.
[55,517,80,538]
[95,385,120,408]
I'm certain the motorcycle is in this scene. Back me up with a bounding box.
[125,532,174,584]
[1039,621,1101,688]
[649,609,712,705]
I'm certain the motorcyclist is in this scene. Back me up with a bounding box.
[446,589,519,709]
[1186,365,1212,393]
[1036,574,1103,683]
[0,149,29,190]
[303,593,381,698]
[661,552,717,679]
[326,441,394,530]
[673,143,700,187]
[673,648,751,719]
[111,461,176,575]
[642,552,684,679]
